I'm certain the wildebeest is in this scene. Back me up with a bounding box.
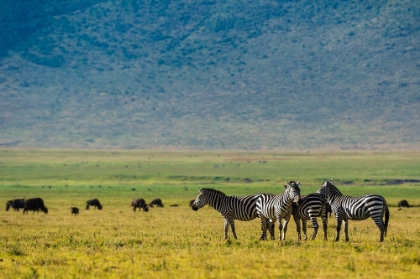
[131,198,148,212]
[398,200,410,209]
[86,199,103,210]
[71,207,79,215]
[149,198,164,208]
[6,198,25,211]
[23,198,48,214]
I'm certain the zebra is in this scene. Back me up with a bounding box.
[256,181,301,241]
[292,193,328,241]
[191,188,275,239]
[317,180,390,242]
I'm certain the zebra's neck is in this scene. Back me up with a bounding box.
[281,191,293,205]
[327,185,342,202]
[208,192,228,211]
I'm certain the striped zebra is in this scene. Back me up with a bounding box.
[292,193,328,241]
[317,180,390,242]
[191,188,275,239]
[256,181,301,241]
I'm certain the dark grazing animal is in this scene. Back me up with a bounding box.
[86,199,103,210]
[23,198,48,214]
[398,200,410,208]
[317,180,389,242]
[6,198,25,211]
[5,200,12,211]
[191,188,275,239]
[71,207,79,215]
[131,198,149,212]
[149,198,164,208]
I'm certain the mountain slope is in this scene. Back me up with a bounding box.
[0,0,419,149]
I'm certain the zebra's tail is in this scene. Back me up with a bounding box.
[384,203,390,236]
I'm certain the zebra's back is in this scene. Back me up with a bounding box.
[295,193,324,220]
[334,194,386,220]
[230,194,269,221]
[257,194,280,220]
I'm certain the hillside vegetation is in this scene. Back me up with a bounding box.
[0,0,419,149]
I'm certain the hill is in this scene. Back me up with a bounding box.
[0,0,419,150]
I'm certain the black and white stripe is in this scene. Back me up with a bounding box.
[292,193,328,241]
[256,181,301,240]
[191,188,275,239]
[317,180,390,242]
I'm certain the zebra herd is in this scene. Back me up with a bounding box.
[190,180,390,242]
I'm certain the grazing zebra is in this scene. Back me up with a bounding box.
[317,180,390,242]
[292,193,328,241]
[191,188,275,239]
[257,181,301,241]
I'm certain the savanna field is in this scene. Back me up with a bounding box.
[0,149,419,278]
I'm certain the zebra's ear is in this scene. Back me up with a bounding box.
[297,181,300,186]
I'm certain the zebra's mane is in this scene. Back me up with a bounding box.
[200,188,227,196]
[326,180,343,195]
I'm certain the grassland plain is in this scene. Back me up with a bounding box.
[0,149,420,278]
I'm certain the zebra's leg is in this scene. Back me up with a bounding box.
[277,218,283,241]
[267,219,275,240]
[343,219,349,242]
[292,203,301,241]
[225,218,238,239]
[230,219,238,239]
[281,216,291,241]
[335,216,342,241]
[372,216,386,242]
[259,216,268,240]
[302,219,308,241]
[321,206,328,241]
[223,219,229,239]
[292,212,301,241]
[309,217,318,240]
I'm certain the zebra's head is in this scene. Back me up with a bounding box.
[285,181,301,204]
[317,180,335,202]
[191,189,208,211]
[191,188,226,211]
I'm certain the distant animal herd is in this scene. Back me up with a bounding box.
[5,197,167,215]
[5,180,416,242]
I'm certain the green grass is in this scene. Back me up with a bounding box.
[1,149,420,278]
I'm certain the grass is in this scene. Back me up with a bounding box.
[0,149,420,278]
